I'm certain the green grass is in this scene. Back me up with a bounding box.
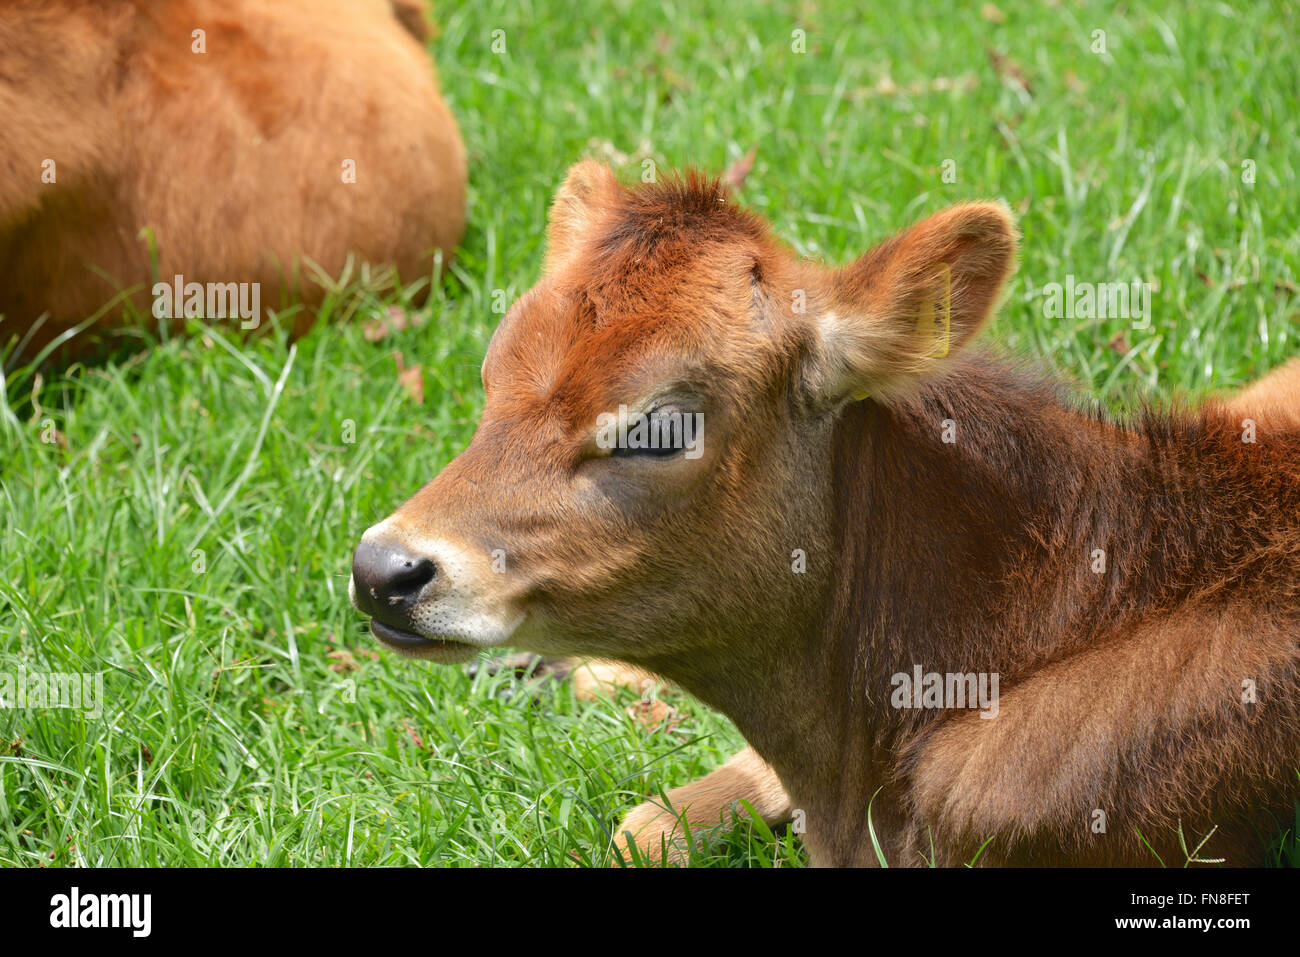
[2,0,1298,866]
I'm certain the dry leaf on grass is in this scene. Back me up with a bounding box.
[988,47,1031,94]
[393,351,424,404]
[625,698,680,731]
[981,3,1006,24]
[401,718,427,750]
[722,147,757,189]
[326,649,360,673]
[363,306,410,342]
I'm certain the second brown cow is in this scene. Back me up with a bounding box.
[0,0,466,360]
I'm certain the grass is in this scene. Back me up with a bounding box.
[2,0,1299,866]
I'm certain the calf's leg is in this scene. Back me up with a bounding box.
[899,607,1299,866]
[614,745,793,864]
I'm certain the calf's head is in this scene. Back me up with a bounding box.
[350,162,1016,669]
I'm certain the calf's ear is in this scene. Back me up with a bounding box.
[389,0,433,41]
[544,160,622,273]
[814,201,1017,403]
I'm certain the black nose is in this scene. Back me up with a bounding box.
[351,540,437,623]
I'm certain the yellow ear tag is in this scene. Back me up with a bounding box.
[916,262,953,359]
[852,388,871,401]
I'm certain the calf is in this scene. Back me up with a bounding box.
[0,0,466,361]
[351,161,1300,866]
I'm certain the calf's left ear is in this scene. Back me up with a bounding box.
[543,160,622,273]
[814,201,1017,403]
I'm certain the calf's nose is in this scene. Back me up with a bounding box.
[351,540,437,617]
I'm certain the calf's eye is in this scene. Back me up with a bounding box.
[604,407,701,459]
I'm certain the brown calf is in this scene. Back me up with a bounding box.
[351,161,1300,866]
[0,0,466,360]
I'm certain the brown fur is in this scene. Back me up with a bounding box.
[0,0,466,360]
[360,162,1300,866]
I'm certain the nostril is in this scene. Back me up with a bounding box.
[352,541,438,615]
[386,557,436,597]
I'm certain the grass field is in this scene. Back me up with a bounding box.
[2,0,1298,866]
